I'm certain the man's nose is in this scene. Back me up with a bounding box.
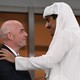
[45,22,48,28]
[45,22,51,29]
[25,32,28,36]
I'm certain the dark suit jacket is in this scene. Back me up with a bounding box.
[0,45,32,80]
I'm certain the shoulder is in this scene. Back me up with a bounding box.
[57,29,76,39]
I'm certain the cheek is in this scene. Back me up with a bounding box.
[14,36,21,43]
[51,22,56,28]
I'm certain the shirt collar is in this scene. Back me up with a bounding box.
[5,45,19,57]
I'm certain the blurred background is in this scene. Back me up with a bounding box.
[0,0,80,80]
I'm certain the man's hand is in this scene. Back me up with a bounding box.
[0,49,15,63]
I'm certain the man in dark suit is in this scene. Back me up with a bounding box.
[0,20,31,80]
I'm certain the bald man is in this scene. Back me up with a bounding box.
[0,20,31,80]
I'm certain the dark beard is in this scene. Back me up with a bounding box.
[50,29,55,37]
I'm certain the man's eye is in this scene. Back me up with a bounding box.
[20,29,25,33]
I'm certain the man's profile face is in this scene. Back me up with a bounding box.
[45,16,56,36]
[10,23,28,48]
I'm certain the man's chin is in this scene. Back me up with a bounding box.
[20,43,26,48]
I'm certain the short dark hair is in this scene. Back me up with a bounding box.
[51,14,58,20]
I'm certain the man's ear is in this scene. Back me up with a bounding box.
[7,32,13,40]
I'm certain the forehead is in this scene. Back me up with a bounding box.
[45,15,51,19]
[8,21,24,32]
[45,16,53,21]
[11,21,24,30]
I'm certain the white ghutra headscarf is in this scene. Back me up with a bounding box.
[43,2,80,36]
